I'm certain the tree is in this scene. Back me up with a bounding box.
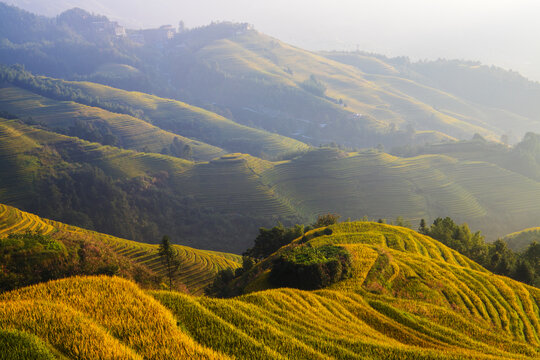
[158,235,181,289]
[314,213,340,228]
[418,219,428,234]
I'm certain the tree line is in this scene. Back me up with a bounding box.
[419,217,540,286]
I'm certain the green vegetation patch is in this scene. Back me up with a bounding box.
[270,244,352,290]
[0,328,58,360]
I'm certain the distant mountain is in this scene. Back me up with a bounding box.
[3,3,540,149]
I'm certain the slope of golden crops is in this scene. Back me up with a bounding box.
[3,221,540,359]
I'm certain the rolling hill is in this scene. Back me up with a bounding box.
[2,115,540,250]
[0,84,225,161]
[2,222,540,359]
[0,65,310,160]
[0,202,241,294]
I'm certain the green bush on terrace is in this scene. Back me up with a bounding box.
[270,244,351,290]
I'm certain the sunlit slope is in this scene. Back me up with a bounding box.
[0,203,241,294]
[153,222,540,359]
[262,148,540,239]
[0,84,225,161]
[0,276,229,359]
[65,80,310,158]
[503,227,540,251]
[0,203,56,236]
[171,29,522,143]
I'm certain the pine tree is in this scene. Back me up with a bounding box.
[158,235,181,289]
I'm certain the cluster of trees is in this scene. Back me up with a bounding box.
[420,217,540,286]
[300,74,327,97]
[0,231,156,292]
[160,137,193,160]
[269,244,351,290]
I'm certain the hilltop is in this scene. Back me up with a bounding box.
[2,222,540,358]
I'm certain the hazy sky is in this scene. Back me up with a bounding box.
[7,0,540,81]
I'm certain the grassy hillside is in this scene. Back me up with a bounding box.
[0,84,225,161]
[0,202,240,294]
[3,223,540,358]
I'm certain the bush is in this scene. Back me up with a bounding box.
[269,244,351,290]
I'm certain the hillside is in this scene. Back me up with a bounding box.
[0,84,225,161]
[3,116,540,250]
[0,65,310,160]
[3,223,540,358]
[0,118,304,251]
[0,202,240,294]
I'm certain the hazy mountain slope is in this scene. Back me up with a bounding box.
[3,4,539,149]
[167,28,540,145]
[323,52,540,143]
[67,80,311,159]
[0,202,241,294]
[3,223,540,358]
[0,65,310,159]
[503,228,540,251]
[0,84,225,161]
[261,148,540,240]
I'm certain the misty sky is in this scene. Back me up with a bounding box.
[7,0,540,82]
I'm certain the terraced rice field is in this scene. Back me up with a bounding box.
[0,85,225,161]
[0,203,56,236]
[261,148,540,239]
[177,153,297,217]
[3,222,540,359]
[65,80,310,158]
[0,203,240,294]
[105,235,240,294]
